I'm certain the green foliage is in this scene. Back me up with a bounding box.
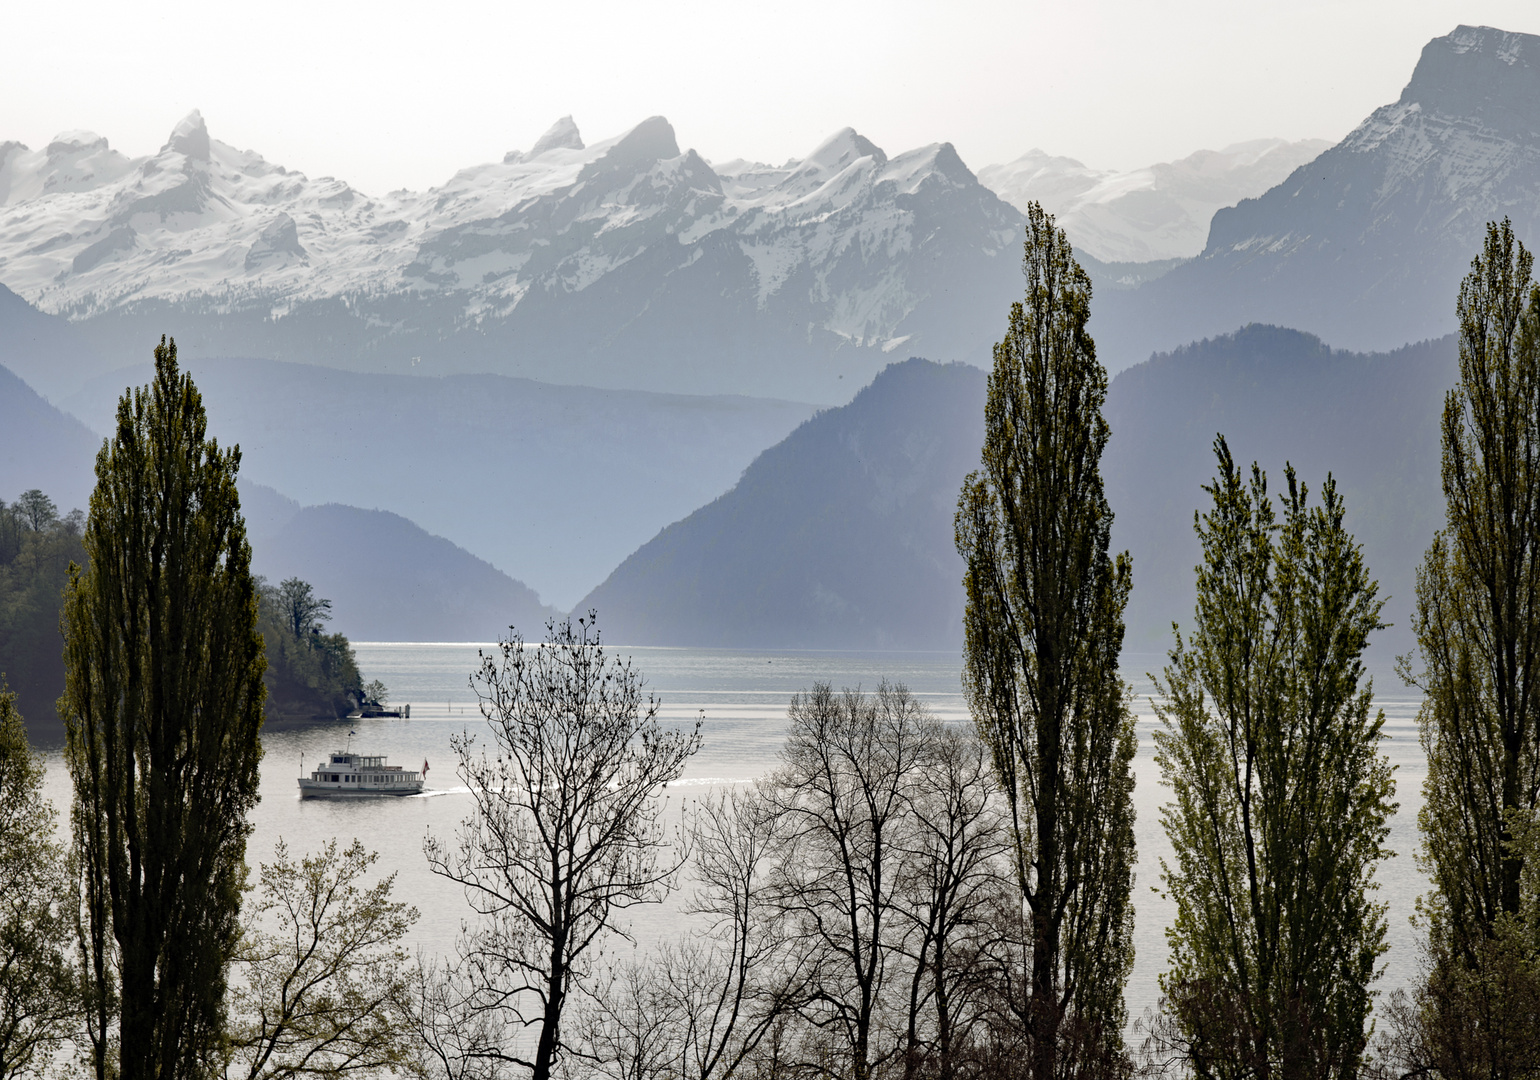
[1393,218,1540,1074]
[954,201,1137,1077]
[62,336,268,1080]
[0,495,86,735]
[1381,809,1540,1076]
[256,578,363,723]
[275,578,332,642]
[1409,216,1540,935]
[222,839,419,1080]
[14,489,60,533]
[0,682,81,1079]
[1152,438,1395,1079]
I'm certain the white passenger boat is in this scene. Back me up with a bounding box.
[299,751,426,798]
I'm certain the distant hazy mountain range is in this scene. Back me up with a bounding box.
[0,360,554,643]
[61,357,814,608]
[978,139,1330,263]
[0,354,99,514]
[4,24,1530,397]
[1092,24,1540,363]
[585,330,1453,666]
[242,486,556,641]
[579,359,983,650]
[5,24,1530,653]
[1104,326,1453,666]
[0,104,1324,405]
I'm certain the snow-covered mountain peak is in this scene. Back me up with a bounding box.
[1398,26,1540,139]
[980,138,1328,261]
[0,109,1033,400]
[0,131,137,204]
[1139,23,1540,360]
[47,130,109,154]
[163,109,211,162]
[584,115,681,175]
[1444,24,1533,63]
[528,115,584,158]
[805,128,888,172]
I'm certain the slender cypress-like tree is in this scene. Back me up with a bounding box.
[1395,219,1540,1066]
[63,336,267,1080]
[1152,440,1395,1078]
[955,201,1137,1078]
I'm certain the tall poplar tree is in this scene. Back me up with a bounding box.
[1396,219,1540,1066]
[1152,441,1395,1078]
[63,337,267,1080]
[955,202,1137,1078]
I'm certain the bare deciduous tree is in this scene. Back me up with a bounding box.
[573,683,1022,1080]
[894,724,1012,1080]
[422,614,700,1080]
[581,786,807,1080]
[764,682,931,1080]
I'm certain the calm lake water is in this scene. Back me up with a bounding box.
[37,642,1429,1035]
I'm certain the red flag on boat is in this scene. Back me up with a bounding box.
[423,759,429,776]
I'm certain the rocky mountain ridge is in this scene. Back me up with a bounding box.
[5,24,1537,396]
[978,138,1330,262]
[0,113,1023,402]
[1092,24,1540,363]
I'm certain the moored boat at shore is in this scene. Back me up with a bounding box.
[299,751,426,798]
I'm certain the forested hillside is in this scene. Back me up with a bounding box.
[1104,325,1455,665]
[0,492,84,739]
[579,359,984,649]
[585,330,1456,664]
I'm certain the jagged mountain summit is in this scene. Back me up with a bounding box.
[978,138,1330,263]
[1093,24,1540,365]
[8,23,1535,396]
[0,113,1023,402]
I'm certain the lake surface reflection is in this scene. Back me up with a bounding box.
[37,642,1428,1035]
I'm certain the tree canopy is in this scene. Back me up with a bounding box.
[955,201,1138,1077]
[63,336,268,1080]
[1151,440,1395,1077]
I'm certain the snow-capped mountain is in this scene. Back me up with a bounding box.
[9,22,1536,397]
[1092,24,1540,364]
[978,139,1330,262]
[0,113,1022,402]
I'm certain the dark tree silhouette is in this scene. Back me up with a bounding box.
[62,337,266,1080]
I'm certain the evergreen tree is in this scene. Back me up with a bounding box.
[0,496,87,735]
[1396,218,1540,1070]
[955,202,1137,1078]
[255,577,363,721]
[62,336,267,1080]
[1151,440,1395,1078]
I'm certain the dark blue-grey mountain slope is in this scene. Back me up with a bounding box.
[0,359,98,511]
[250,500,556,642]
[0,282,108,407]
[1094,25,1540,367]
[577,359,985,649]
[1104,325,1456,664]
[583,330,1454,661]
[62,358,815,608]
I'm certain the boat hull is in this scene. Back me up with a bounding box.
[298,778,424,799]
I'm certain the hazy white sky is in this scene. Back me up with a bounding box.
[4,0,1537,195]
